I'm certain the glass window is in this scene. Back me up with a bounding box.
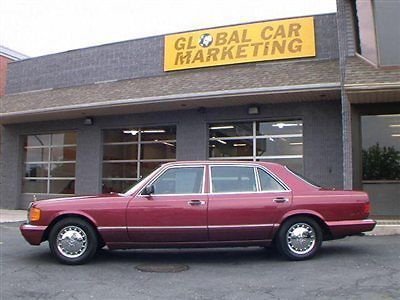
[151,167,204,195]
[211,166,257,193]
[209,120,303,174]
[362,115,400,181]
[22,132,77,194]
[257,168,285,191]
[102,126,176,193]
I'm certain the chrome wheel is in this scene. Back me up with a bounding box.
[56,225,88,258]
[286,222,316,255]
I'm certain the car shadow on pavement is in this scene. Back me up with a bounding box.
[18,240,368,266]
[93,247,282,265]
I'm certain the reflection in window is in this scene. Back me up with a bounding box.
[362,115,400,181]
[258,168,285,191]
[151,167,204,195]
[102,126,176,193]
[211,166,257,193]
[22,132,77,194]
[209,120,303,173]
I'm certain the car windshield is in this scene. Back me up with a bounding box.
[121,168,161,195]
[286,167,321,188]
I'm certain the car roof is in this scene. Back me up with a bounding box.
[162,161,285,168]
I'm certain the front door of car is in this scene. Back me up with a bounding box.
[127,165,208,243]
[207,165,292,242]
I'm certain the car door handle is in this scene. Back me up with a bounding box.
[273,197,289,203]
[187,200,206,206]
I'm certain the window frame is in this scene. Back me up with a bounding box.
[209,164,290,195]
[138,165,206,196]
[101,126,177,193]
[208,120,303,171]
[22,132,77,195]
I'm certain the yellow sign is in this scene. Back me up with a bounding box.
[164,17,316,71]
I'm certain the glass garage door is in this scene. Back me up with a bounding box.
[102,126,176,193]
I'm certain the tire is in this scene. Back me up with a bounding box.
[276,217,322,261]
[48,217,98,265]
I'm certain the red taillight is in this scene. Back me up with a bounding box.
[363,202,370,215]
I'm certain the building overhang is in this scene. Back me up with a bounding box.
[0,83,340,124]
[345,82,400,103]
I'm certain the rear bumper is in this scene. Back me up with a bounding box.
[326,219,376,238]
[20,224,47,245]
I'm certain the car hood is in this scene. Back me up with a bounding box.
[32,193,124,207]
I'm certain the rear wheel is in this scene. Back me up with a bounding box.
[276,217,322,261]
[49,217,98,265]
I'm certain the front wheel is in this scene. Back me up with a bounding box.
[48,217,98,265]
[276,217,322,261]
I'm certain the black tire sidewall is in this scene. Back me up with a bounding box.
[276,217,322,261]
[49,217,98,265]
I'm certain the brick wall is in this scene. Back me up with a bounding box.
[6,14,339,95]
[0,56,12,97]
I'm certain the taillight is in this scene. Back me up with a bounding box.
[363,202,370,215]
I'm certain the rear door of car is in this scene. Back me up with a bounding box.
[127,165,208,243]
[207,164,292,242]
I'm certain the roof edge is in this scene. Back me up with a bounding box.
[0,83,340,123]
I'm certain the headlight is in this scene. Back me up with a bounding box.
[29,207,41,222]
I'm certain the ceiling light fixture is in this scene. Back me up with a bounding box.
[123,130,139,135]
[217,139,227,144]
[210,126,234,130]
[272,122,298,129]
[142,130,166,133]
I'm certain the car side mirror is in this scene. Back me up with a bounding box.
[143,185,154,196]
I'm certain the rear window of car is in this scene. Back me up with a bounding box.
[286,167,321,188]
[257,168,286,191]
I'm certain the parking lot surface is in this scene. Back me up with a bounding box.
[1,222,399,300]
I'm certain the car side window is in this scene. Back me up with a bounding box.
[257,168,285,191]
[211,166,257,193]
[151,167,204,195]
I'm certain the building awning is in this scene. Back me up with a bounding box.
[1,59,340,124]
[345,56,400,103]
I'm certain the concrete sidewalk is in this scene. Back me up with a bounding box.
[0,209,26,223]
[1,209,399,235]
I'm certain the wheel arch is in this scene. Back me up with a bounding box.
[42,213,105,246]
[275,211,333,241]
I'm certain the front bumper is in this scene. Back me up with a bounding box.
[20,224,47,245]
[326,219,376,238]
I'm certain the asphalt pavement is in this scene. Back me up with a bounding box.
[1,222,399,300]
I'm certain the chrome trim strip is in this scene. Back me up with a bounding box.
[128,226,208,230]
[98,226,126,230]
[21,224,47,229]
[98,224,274,230]
[209,224,273,228]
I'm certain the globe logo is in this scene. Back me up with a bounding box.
[199,33,213,47]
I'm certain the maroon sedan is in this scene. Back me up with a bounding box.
[20,161,376,264]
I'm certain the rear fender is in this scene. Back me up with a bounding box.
[273,209,327,237]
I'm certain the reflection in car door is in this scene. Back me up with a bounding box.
[207,165,292,242]
[126,165,208,243]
